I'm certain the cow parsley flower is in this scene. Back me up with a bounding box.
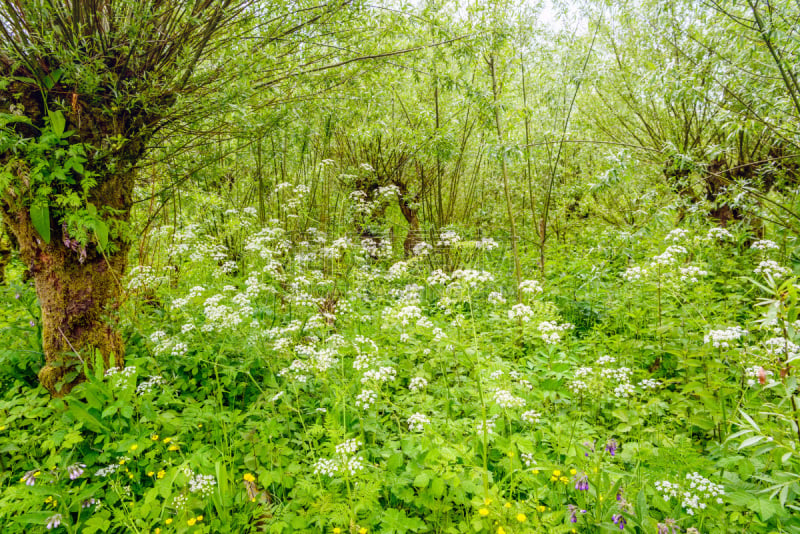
[409,377,428,392]
[519,280,543,294]
[623,266,649,282]
[189,474,216,498]
[704,326,747,348]
[493,389,526,409]
[751,239,779,251]
[355,389,378,410]
[407,413,430,432]
[521,410,541,423]
[508,303,535,322]
[488,291,506,305]
[754,260,791,278]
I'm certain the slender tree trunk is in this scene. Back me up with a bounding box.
[489,54,522,301]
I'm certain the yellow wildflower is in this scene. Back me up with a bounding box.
[187,517,196,525]
[129,444,138,451]
[157,470,166,479]
[168,445,179,451]
[334,529,341,534]
[165,518,173,525]
[552,469,561,477]
[479,508,490,516]
[560,476,569,483]
[162,437,172,444]
[155,529,161,534]
[570,468,577,475]
[532,468,539,474]
[504,502,512,509]
[516,513,526,523]
[196,516,203,521]
[359,529,367,534]
[147,471,155,477]
[484,498,492,505]
[0,425,6,431]
[244,473,256,482]
[536,505,546,513]
[497,527,506,534]
[151,434,159,441]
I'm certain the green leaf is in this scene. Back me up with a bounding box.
[30,203,51,244]
[413,471,430,488]
[387,452,404,472]
[738,435,765,450]
[66,400,110,433]
[94,220,109,250]
[49,110,66,137]
[381,508,425,533]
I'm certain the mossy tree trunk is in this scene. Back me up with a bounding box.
[0,167,136,396]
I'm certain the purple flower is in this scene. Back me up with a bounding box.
[81,498,98,509]
[657,519,679,534]
[616,487,624,501]
[46,514,62,530]
[21,470,39,486]
[605,438,618,457]
[582,440,596,457]
[612,514,627,530]
[568,504,578,523]
[67,463,86,480]
[574,473,589,491]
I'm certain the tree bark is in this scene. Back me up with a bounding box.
[0,170,134,396]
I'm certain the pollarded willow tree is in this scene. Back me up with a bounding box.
[0,0,353,395]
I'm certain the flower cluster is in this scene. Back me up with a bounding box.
[678,265,709,283]
[136,375,166,395]
[706,227,733,241]
[519,279,543,294]
[655,473,724,516]
[704,326,748,348]
[650,245,687,267]
[314,439,366,478]
[508,304,535,322]
[407,413,430,432]
[538,321,573,344]
[355,389,378,410]
[450,269,494,288]
[623,266,649,282]
[754,260,791,279]
[751,239,779,251]
[493,389,526,409]
[408,376,428,392]
[521,410,541,424]
[188,473,217,498]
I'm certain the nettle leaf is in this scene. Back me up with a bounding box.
[30,203,51,243]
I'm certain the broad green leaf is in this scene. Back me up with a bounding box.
[94,220,109,250]
[413,471,430,488]
[49,110,66,137]
[30,203,51,244]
